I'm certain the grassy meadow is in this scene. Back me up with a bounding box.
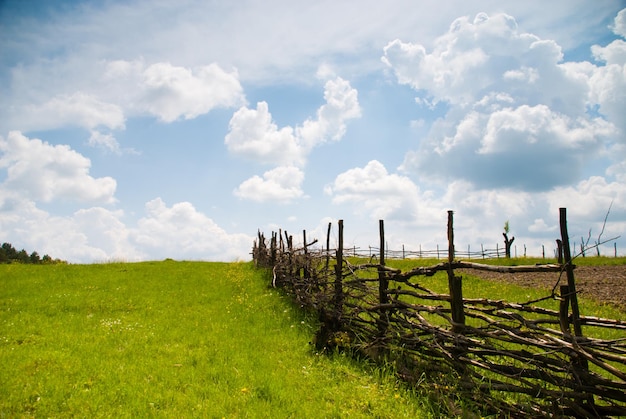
[2,257,624,417]
[1,261,432,418]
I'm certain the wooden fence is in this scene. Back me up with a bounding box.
[252,208,626,418]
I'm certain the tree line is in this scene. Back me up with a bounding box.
[0,242,66,264]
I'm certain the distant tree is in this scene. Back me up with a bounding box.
[2,243,17,260]
[17,249,29,264]
[503,221,515,259]
[0,242,65,264]
[30,251,41,264]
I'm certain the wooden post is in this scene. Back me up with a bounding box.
[334,220,344,321]
[378,220,388,306]
[447,211,465,332]
[556,239,563,264]
[559,207,594,411]
[270,232,277,267]
[559,285,571,335]
[303,229,310,279]
[325,222,331,271]
[378,220,389,337]
[559,208,583,337]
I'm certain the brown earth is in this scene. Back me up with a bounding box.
[459,265,626,312]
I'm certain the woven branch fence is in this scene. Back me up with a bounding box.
[252,208,626,418]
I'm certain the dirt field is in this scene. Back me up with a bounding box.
[461,265,626,312]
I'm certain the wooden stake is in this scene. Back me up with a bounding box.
[559,208,583,337]
[447,210,465,332]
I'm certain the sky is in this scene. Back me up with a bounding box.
[0,0,625,263]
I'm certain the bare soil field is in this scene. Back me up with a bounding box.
[461,265,626,312]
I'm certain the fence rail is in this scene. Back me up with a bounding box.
[252,208,626,418]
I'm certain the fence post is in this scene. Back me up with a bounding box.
[325,222,331,271]
[334,220,344,323]
[559,207,594,410]
[378,220,389,338]
[447,211,465,332]
[559,208,583,337]
[303,229,310,279]
[556,239,563,264]
[559,285,571,334]
[271,231,277,267]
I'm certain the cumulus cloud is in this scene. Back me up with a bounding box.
[613,8,626,38]
[224,102,302,166]
[0,195,254,263]
[326,160,551,244]
[225,76,360,167]
[326,160,425,221]
[226,75,360,203]
[234,166,306,204]
[0,197,140,262]
[132,198,252,261]
[384,12,623,191]
[138,62,245,122]
[0,131,117,204]
[14,92,126,132]
[1,60,245,141]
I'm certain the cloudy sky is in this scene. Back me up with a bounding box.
[1,0,625,262]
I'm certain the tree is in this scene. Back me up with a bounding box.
[30,251,41,264]
[503,221,515,259]
[16,249,30,264]
[2,242,17,260]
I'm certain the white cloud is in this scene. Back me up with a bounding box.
[385,12,623,191]
[0,195,254,263]
[88,130,122,154]
[15,92,125,132]
[612,8,626,38]
[139,62,245,122]
[383,13,589,115]
[0,197,140,262]
[296,77,362,150]
[327,160,424,221]
[528,218,555,233]
[226,76,360,167]
[225,102,303,166]
[0,131,117,204]
[589,44,626,135]
[480,104,612,153]
[132,198,252,261]
[234,166,305,204]
[545,176,626,220]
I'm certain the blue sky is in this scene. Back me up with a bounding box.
[1,0,625,262]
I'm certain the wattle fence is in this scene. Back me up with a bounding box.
[252,208,626,418]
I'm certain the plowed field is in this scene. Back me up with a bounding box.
[461,265,626,311]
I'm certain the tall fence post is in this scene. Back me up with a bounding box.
[334,220,344,323]
[325,222,331,271]
[378,220,389,338]
[559,208,583,337]
[270,231,277,267]
[559,207,594,410]
[303,229,310,279]
[447,210,465,332]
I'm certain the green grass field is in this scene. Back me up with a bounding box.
[2,258,624,418]
[1,261,432,418]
